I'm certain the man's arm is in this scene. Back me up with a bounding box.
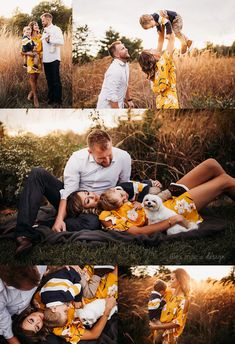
[125,87,134,108]
[0,293,17,343]
[47,26,64,46]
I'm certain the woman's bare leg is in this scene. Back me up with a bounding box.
[189,174,235,210]
[27,91,33,101]
[177,159,226,189]
[29,74,39,107]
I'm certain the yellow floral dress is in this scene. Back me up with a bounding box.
[26,34,43,74]
[159,290,189,344]
[53,306,85,344]
[83,265,118,304]
[99,192,202,232]
[99,201,147,232]
[152,50,179,109]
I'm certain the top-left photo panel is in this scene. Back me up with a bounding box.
[0,0,72,108]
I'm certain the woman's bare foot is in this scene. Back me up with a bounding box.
[33,95,39,108]
[27,91,33,101]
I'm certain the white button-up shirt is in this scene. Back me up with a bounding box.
[60,147,131,199]
[97,59,129,109]
[0,266,47,339]
[41,23,64,63]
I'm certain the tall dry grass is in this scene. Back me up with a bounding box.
[73,53,235,108]
[119,275,235,344]
[0,28,72,107]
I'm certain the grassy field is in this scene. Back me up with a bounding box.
[73,53,235,108]
[0,29,72,108]
[0,110,234,264]
[118,273,235,344]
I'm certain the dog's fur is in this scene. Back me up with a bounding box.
[75,299,117,327]
[142,194,198,235]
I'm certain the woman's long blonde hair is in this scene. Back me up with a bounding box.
[173,268,191,297]
[28,21,40,35]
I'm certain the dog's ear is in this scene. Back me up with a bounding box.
[149,186,161,195]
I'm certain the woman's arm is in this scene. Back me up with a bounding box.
[165,33,175,56]
[80,297,116,340]
[127,215,189,236]
[156,28,165,53]
[149,320,179,330]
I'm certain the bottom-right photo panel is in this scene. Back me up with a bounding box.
[118,265,235,344]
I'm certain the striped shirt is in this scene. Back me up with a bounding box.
[40,268,82,307]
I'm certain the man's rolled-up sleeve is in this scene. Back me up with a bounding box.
[105,70,121,103]
[0,294,14,339]
[60,153,81,200]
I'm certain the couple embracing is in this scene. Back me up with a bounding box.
[21,13,64,108]
[14,129,235,255]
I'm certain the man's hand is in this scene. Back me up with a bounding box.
[7,336,21,344]
[45,35,50,43]
[52,218,66,232]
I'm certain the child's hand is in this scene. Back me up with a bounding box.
[133,201,142,210]
[74,301,83,309]
[150,179,162,188]
[159,10,168,18]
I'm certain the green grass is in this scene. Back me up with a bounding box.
[0,205,234,265]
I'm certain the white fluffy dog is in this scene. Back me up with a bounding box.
[142,194,198,235]
[75,299,117,327]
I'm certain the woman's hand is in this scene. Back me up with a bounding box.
[171,215,190,229]
[150,179,162,188]
[104,297,116,315]
[52,218,66,232]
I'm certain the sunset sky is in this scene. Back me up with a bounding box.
[74,0,235,51]
[134,265,233,281]
[0,0,71,17]
[0,109,143,136]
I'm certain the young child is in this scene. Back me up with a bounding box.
[22,26,39,70]
[139,10,192,54]
[148,279,167,322]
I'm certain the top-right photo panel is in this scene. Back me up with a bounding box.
[73,0,235,109]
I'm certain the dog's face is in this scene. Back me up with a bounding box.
[77,308,97,327]
[142,194,163,212]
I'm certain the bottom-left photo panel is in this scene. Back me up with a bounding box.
[0,265,118,344]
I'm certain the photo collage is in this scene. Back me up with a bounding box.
[0,0,234,343]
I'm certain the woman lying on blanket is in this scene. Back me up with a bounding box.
[13,266,117,344]
[66,159,235,236]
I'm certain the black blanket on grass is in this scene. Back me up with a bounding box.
[0,206,228,246]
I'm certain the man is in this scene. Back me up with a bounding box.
[41,13,64,106]
[0,266,47,344]
[15,129,131,255]
[96,41,134,109]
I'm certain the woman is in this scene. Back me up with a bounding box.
[13,297,116,344]
[149,268,191,343]
[138,31,179,109]
[67,159,235,236]
[23,21,43,108]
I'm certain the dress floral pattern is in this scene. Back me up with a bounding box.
[152,51,179,109]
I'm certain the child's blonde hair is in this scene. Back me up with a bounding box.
[98,189,123,210]
[23,26,31,34]
[139,14,154,29]
[154,279,167,293]
[44,308,67,328]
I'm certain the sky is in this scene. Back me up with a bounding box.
[0,0,72,17]
[74,0,235,50]
[138,265,233,281]
[0,109,143,136]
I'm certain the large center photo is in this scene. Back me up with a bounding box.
[0,109,234,264]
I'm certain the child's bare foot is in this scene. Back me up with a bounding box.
[27,91,33,101]
[23,64,27,69]
[33,95,39,108]
[181,43,187,54]
[187,40,193,49]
